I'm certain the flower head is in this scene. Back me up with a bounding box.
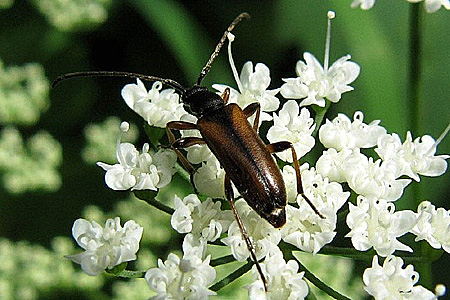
[280,53,360,107]
[246,249,309,300]
[280,164,349,253]
[363,255,438,299]
[97,143,177,191]
[376,132,449,182]
[171,194,233,242]
[67,217,143,276]
[213,33,279,122]
[193,156,226,198]
[346,196,416,256]
[266,100,316,163]
[411,201,450,253]
[145,234,216,300]
[221,199,281,262]
[96,122,176,191]
[121,79,187,128]
[341,153,411,201]
[319,111,386,151]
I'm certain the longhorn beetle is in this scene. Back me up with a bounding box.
[53,12,324,292]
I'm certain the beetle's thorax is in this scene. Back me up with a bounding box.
[182,85,225,118]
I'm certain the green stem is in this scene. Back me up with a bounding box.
[210,254,236,267]
[281,242,441,263]
[409,3,422,138]
[116,270,146,279]
[312,101,332,137]
[209,261,253,292]
[409,2,423,207]
[409,3,433,288]
[133,190,175,215]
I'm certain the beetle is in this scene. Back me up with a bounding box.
[53,13,323,291]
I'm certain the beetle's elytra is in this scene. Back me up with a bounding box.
[53,12,323,292]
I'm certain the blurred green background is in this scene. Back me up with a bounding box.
[0,0,449,299]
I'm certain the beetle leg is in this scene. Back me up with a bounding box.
[224,174,268,292]
[221,87,230,104]
[266,141,325,219]
[243,102,261,132]
[164,121,203,193]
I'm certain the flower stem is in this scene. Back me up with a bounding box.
[312,101,331,137]
[210,254,236,267]
[116,270,146,278]
[409,3,433,288]
[133,190,175,215]
[209,260,253,292]
[409,3,422,137]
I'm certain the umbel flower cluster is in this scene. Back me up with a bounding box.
[67,11,449,300]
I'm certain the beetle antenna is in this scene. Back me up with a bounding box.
[196,12,250,85]
[52,71,188,93]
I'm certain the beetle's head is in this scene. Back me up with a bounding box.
[182,85,225,118]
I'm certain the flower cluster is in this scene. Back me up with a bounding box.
[0,127,62,193]
[363,255,446,299]
[246,249,309,300]
[122,80,188,128]
[32,0,112,31]
[67,217,143,276]
[171,194,233,242]
[314,109,449,258]
[0,59,49,126]
[411,201,450,253]
[145,234,216,299]
[69,10,449,300]
[97,122,177,191]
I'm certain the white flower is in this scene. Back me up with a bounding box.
[341,152,411,201]
[221,199,281,262]
[294,164,349,213]
[408,0,450,13]
[346,196,416,256]
[281,165,349,253]
[280,52,360,107]
[411,201,450,253]
[145,235,216,300]
[319,111,386,151]
[193,156,226,198]
[67,217,143,276]
[213,34,279,122]
[246,249,309,300]
[363,255,437,299]
[97,142,177,191]
[213,62,279,122]
[121,79,187,128]
[315,148,355,183]
[281,204,337,254]
[376,132,449,182]
[266,100,315,162]
[351,0,376,9]
[180,113,214,164]
[171,194,233,242]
